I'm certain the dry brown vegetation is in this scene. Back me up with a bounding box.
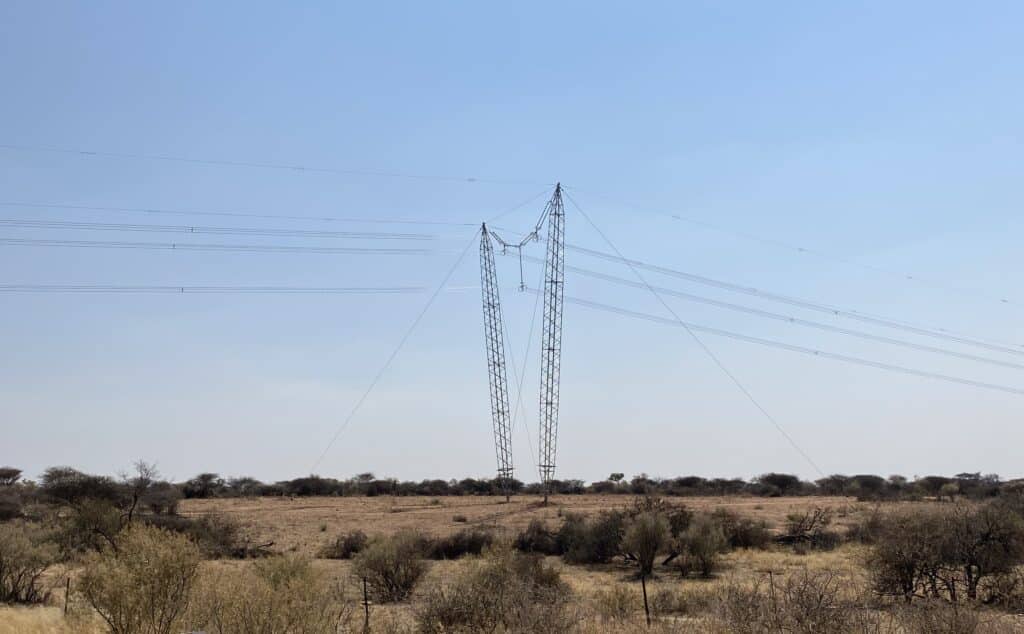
[4,493,1024,633]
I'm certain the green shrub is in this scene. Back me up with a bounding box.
[353,531,427,603]
[78,524,200,634]
[0,523,58,604]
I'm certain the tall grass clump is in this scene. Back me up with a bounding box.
[185,555,351,633]
[416,547,569,633]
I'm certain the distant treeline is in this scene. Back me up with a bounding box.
[2,466,1021,510]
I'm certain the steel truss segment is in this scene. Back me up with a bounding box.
[538,185,565,491]
[479,225,515,487]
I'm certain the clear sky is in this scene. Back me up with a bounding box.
[2,2,1023,485]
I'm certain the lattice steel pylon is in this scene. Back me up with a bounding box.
[479,224,515,500]
[538,184,565,503]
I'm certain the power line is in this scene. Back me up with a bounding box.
[551,291,1024,398]
[567,244,1024,357]
[564,192,826,478]
[0,201,478,227]
[564,186,1020,308]
[0,143,553,187]
[309,229,482,472]
[0,218,435,240]
[508,253,1024,372]
[0,237,433,255]
[0,285,425,294]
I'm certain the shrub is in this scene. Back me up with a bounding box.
[186,555,351,633]
[622,511,670,577]
[845,506,885,545]
[782,507,839,550]
[674,514,727,578]
[0,468,21,487]
[869,503,1024,603]
[515,519,561,556]
[425,528,494,560]
[144,513,254,559]
[712,570,867,633]
[0,488,22,521]
[319,529,368,560]
[40,467,124,506]
[711,508,772,549]
[353,531,427,602]
[416,548,568,633]
[558,511,625,564]
[0,523,58,604]
[78,524,200,634]
[142,482,182,516]
[452,514,467,523]
[58,498,124,555]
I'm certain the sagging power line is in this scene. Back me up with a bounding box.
[550,291,1024,398]
[507,253,1024,372]
[0,237,432,255]
[0,218,436,240]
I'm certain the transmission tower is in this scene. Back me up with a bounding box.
[479,224,515,499]
[538,184,565,503]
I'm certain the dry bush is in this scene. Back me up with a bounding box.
[58,499,124,556]
[416,547,569,633]
[869,503,1024,604]
[319,529,368,560]
[622,511,670,577]
[673,514,727,578]
[0,489,22,522]
[559,511,625,564]
[515,519,560,555]
[892,600,981,633]
[185,555,351,633]
[649,586,712,617]
[591,584,635,621]
[711,570,870,633]
[425,528,494,560]
[0,523,58,604]
[709,508,772,550]
[353,531,427,603]
[144,513,263,558]
[783,507,840,551]
[77,524,200,634]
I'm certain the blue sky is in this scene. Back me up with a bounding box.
[2,1,1023,484]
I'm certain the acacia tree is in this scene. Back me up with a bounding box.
[0,468,21,487]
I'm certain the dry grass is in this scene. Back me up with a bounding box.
[10,495,1022,633]
[179,494,861,555]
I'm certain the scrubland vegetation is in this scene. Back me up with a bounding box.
[2,462,1024,632]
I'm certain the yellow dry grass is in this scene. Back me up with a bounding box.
[179,493,862,555]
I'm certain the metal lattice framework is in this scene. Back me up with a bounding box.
[538,184,565,499]
[479,224,515,494]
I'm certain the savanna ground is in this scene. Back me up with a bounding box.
[7,493,1024,633]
